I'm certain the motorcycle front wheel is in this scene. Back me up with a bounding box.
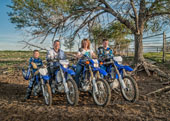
[120,76,139,102]
[42,82,52,106]
[92,78,111,106]
[66,78,79,106]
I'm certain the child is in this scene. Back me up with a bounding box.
[24,50,43,100]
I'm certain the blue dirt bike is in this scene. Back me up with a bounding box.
[50,59,79,106]
[98,55,139,102]
[71,55,111,106]
[22,65,52,106]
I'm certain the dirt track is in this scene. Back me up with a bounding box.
[0,66,170,121]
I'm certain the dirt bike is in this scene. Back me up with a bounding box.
[71,55,111,106]
[50,59,79,106]
[22,65,52,106]
[99,55,139,102]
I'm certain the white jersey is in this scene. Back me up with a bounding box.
[78,49,94,58]
[46,48,65,61]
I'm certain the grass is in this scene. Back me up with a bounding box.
[0,50,46,59]
[144,52,170,63]
[0,51,46,67]
[1,50,170,67]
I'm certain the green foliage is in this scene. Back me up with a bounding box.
[91,22,131,50]
[8,0,70,36]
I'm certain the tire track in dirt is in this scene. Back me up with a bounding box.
[0,70,170,121]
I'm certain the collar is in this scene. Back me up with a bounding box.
[103,46,110,50]
[53,48,60,53]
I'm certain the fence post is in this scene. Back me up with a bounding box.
[157,47,158,53]
[162,32,166,63]
[126,47,129,57]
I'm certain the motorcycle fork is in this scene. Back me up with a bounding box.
[123,69,127,77]
[59,66,69,93]
[89,66,98,93]
[96,71,100,79]
[113,63,127,89]
[40,78,45,97]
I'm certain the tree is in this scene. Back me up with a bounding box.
[90,21,131,52]
[8,0,170,76]
[8,0,73,44]
[63,38,75,52]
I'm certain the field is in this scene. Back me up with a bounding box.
[144,52,170,63]
[0,51,170,121]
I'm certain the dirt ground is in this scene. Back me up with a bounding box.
[0,62,170,121]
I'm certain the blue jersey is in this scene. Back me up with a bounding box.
[29,57,43,73]
[97,46,113,58]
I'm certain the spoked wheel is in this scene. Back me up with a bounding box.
[92,78,111,106]
[42,83,52,106]
[66,79,79,106]
[120,76,139,102]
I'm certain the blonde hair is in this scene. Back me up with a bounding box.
[81,39,90,49]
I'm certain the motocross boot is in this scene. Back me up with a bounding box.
[24,88,32,100]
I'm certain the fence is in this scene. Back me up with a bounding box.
[119,31,170,63]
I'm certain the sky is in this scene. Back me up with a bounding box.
[0,0,23,50]
[0,0,56,51]
[0,0,170,52]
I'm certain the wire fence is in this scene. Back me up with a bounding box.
[118,32,170,62]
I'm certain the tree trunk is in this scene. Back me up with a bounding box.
[95,39,97,52]
[132,32,170,78]
[134,33,145,64]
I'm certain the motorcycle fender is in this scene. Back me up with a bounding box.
[61,66,75,75]
[42,75,50,83]
[123,66,133,72]
[72,65,76,69]
[93,67,107,76]
[67,69,75,75]
[116,62,133,72]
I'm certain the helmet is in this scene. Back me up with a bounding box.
[22,68,32,80]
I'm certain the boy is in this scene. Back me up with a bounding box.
[24,50,43,100]
[98,39,114,60]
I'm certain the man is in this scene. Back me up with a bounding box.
[46,40,66,62]
[46,40,66,92]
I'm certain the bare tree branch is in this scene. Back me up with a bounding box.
[98,0,136,33]
[130,0,139,32]
[40,28,53,44]
[72,11,106,40]
[51,28,57,44]
[20,41,47,51]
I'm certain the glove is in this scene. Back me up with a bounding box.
[31,62,37,69]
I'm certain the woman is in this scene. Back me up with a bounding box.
[75,39,96,87]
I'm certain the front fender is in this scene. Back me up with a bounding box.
[92,67,107,76]
[115,62,133,72]
[66,69,75,75]
[61,66,75,75]
[42,75,50,83]
[123,66,133,72]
